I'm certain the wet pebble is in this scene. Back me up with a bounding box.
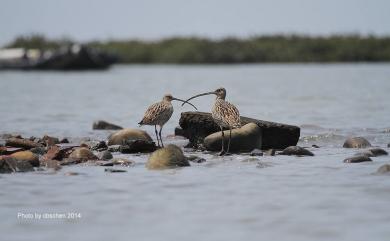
[280,146,314,156]
[0,157,35,173]
[108,128,152,145]
[69,147,98,161]
[97,150,113,160]
[93,120,123,130]
[186,155,206,163]
[120,139,156,153]
[104,168,127,173]
[343,137,371,148]
[369,148,388,156]
[111,158,135,167]
[343,155,373,163]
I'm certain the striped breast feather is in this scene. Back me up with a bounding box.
[217,101,241,128]
[140,102,167,125]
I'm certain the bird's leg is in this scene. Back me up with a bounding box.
[226,128,232,154]
[159,125,164,148]
[154,125,161,147]
[219,126,226,156]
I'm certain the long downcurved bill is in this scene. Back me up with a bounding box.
[181,92,216,107]
[172,97,198,110]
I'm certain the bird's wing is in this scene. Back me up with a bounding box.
[224,101,241,128]
[140,102,166,124]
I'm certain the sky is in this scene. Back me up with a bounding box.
[1,0,390,45]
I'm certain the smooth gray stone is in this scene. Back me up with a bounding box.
[343,137,372,148]
[203,123,262,153]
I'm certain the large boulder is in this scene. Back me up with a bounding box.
[10,151,40,167]
[179,112,300,150]
[343,137,371,148]
[146,144,190,170]
[108,128,152,145]
[203,123,262,152]
[93,120,123,130]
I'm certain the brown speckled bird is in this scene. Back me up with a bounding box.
[183,87,241,155]
[139,94,197,147]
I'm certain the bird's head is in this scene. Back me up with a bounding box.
[181,87,227,107]
[163,94,197,110]
[214,87,226,100]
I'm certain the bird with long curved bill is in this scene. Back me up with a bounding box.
[139,94,197,147]
[182,87,241,155]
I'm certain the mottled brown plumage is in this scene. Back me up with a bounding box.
[139,94,197,147]
[184,87,241,155]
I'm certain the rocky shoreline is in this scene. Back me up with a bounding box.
[1,114,389,174]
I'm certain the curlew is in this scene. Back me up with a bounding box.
[183,87,241,155]
[139,94,197,147]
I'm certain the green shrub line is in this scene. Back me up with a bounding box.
[5,34,390,63]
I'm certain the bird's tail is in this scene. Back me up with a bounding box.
[138,120,144,127]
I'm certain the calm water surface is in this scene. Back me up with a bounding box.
[1,64,390,241]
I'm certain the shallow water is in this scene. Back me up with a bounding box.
[1,64,390,241]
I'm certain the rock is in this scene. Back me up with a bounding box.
[174,127,187,137]
[6,137,43,149]
[69,147,98,161]
[343,155,373,163]
[119,140,156,153]
[65,172,81,176]
[108,128,152,145]
[186,155,206,163]
[265,149,276,156]
[343,137,372,148]
[82,140,107,151]
[0,157,34,173]
[60,158,83,166]
[280,146,314,156]
[250,149,263,156]
[1,147,23,155]
[97,150,113,160]
[312,144,320,148]
[43,145,73,161]
[112,158,135,167]
[30,147,46,155]
[368,148,388,156]
[355,151,375,157]
[376,164,390,174]
[146,144,190,170]
[41,135,60,146]
[93,161,114,166]
[204,123,262,153]
[108,145,121,152]
[60,138,69,143]
[93,120,123,130]
[388,143,390,148]
[179,111,300,149]
[10,151,40,167]
[104,168,127,173]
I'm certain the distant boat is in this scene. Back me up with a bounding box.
[0,44,117,70]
